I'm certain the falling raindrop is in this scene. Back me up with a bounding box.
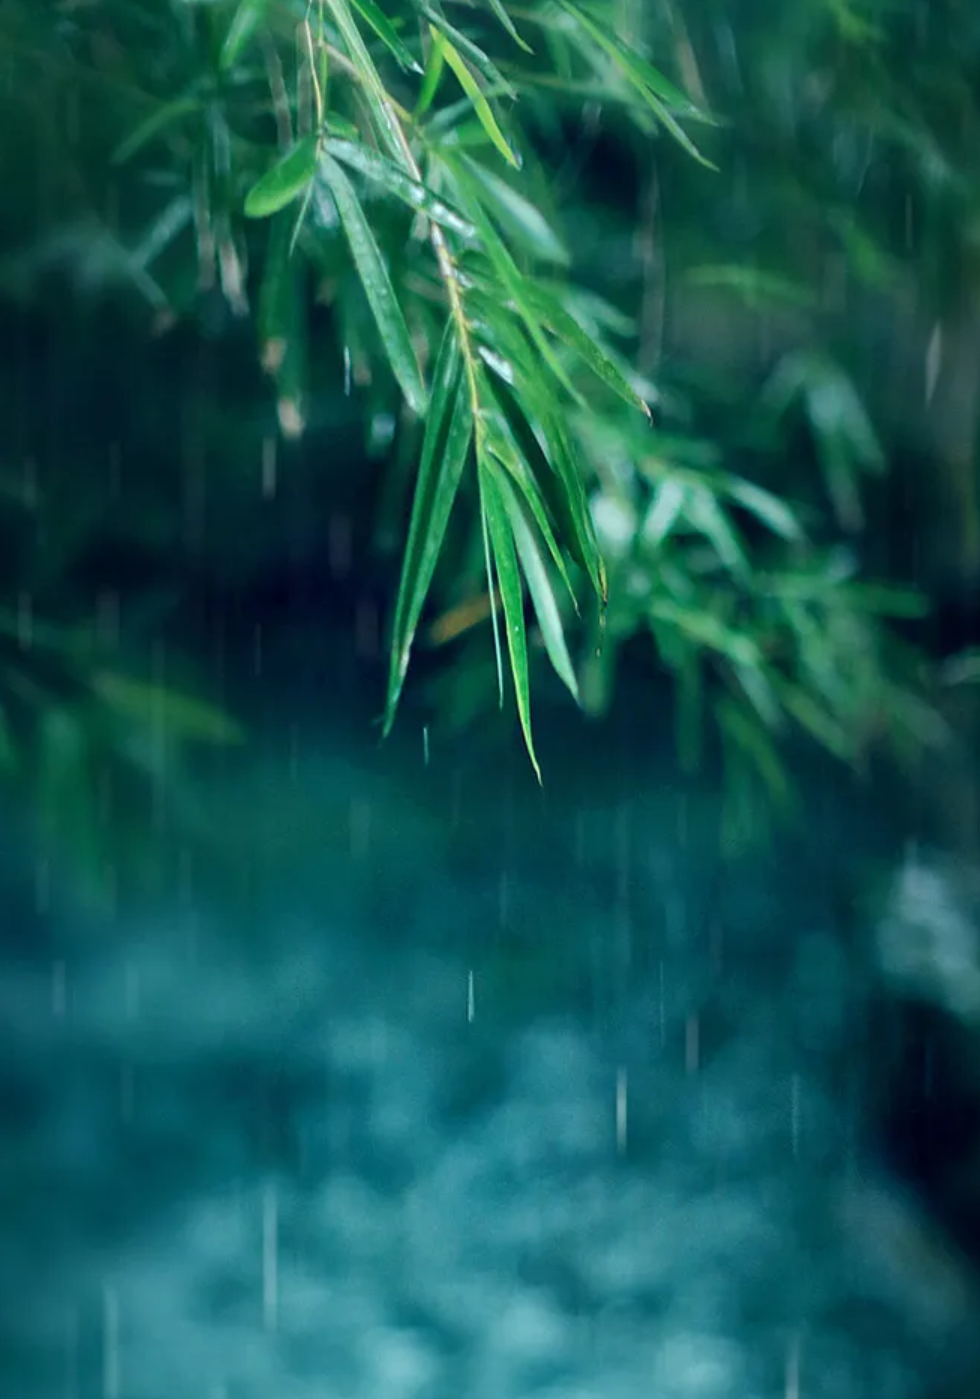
[343,345,352,396]
[423,725,430,766]
[616,1067,628,1153]
[262,1182,279,1331]
[467,968,475,1023]
[102,1285,120,1399]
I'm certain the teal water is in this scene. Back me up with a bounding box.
[1,659,978,1399]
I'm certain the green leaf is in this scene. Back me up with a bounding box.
[92,673,244,744]
[464,162,569,265]
[649,598,761,668]
[480,458,541,779]
[245,135,320,218]
[415,30,447,115]
[486,370,600,595]
[723,477,804,541]
[418,4,518,97]
[220,0,268,70]
[558,0,715,168]
[482,0,533,53]
[384,322,474,732]
[481,401,578,608]
[317,154,428,415]
[449,160,582,401]
[112,94,203,166]
[327,138,475,236]
[494,468,580,702]
[517,277,651,415]
[323,0,411,167]
[349,0,423,73]
[436,32,521,168]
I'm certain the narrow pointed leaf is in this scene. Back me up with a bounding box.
[419,4,518,96]
[384,324,473,732]
[112,94,202,166]
[482,0,533,52]
[349,0,423,72]
[495,469,580,701]
[323,0,410,166]
[327,138,475,235]
[559,0,715,167]
[416,31,446,115]
[480,460,541,779]
[482,409,578,608]
[318,154,427,415]
[465,163,569,265]
[245,135,320,218]
[437,35,520,168]
[723,477,804,541]
[518,279,651,415]
[220,0,268,70]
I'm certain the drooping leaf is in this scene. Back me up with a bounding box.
[323,0,411,166]
[723,477,804,541]
[112,94,203,166]
[92,673,244,744]
[220,0,268,70]
[435,33,521,168]
[349,0,423,72]
[516,276,652,415]
[558,0,715,167]
[415,29,447,115]
[317,153,428,415]
[245,135,320,218]
[417,3,518,96]
[494,467,580,702]
[481,0,533,53]
[464,161,569,265]
[327,137,475,236]
[384,322,474,732]
[479,457,541,779]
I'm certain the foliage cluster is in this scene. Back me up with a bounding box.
[0,0,979,889]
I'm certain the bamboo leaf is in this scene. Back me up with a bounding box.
[323,0,411,166]
[384,323,473,732]
[436,33,521,168]
[464,161,569,265]
[558,0,715,167]
[480,458,541,779]
[418,4,518,96]
[112,94,202,166]
[317,154,428,415]
[517,277,651,415]
[220,0,268,70]
[415,29,447,115]
[495,468,580,702]
[92,673,244,744]
[723,477,804,541]
[327,137,475,235]
[481,403,578,607]
[349,0,423,72]
[482,0,533,53]
[245,135,320,218]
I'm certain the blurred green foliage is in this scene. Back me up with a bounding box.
[0,0,978,890]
